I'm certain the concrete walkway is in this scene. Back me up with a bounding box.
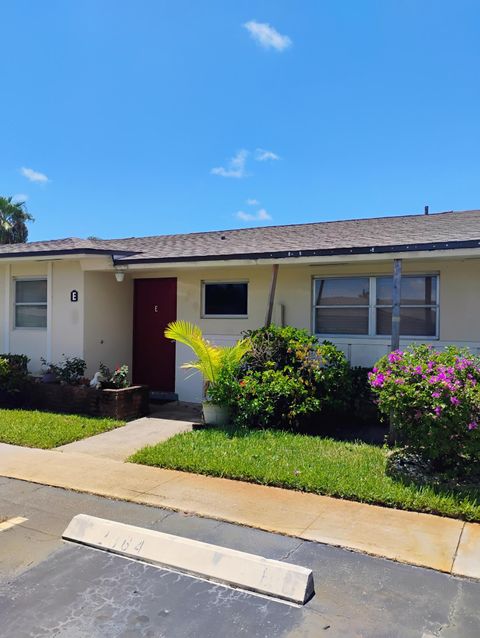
[0,440,479,580]
[57,403,202,461]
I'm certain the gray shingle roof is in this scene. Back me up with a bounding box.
[1,209,480,263]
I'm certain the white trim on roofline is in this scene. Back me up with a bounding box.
[120,247,480,270]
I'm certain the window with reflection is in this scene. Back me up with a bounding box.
[375,275,437,336]
[314,278,369,334]
[314,275,438,337]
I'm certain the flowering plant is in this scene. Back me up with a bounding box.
[369,345,480,469]
[99,362,130,389]
[111,364,129,389]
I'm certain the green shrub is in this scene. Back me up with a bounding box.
[233,325,350,430]
[369,344,480,469]
[234,368,322,429]
[241,325,317,372]
[345,366,380,425]
[41,355,87,385]
[0,354,29,374]
[0,353,30,395]
[204,359,243,407]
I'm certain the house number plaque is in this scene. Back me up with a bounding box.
[70,290,79,302]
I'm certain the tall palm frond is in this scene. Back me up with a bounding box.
[219,339,251,367]
[165,320,220,383]
[165,321,251,384]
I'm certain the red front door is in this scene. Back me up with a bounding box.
[132,278,177,391]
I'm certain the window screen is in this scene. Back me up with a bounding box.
[314,278,369,334]
[375,275,437,336]
[15,279,47,328]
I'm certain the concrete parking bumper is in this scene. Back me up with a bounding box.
[63,514,314,604]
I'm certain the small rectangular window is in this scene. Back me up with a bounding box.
[15,279,47,328]
[203,282,248,317]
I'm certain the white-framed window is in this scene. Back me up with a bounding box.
[201,281,248,318]
[14,278,47,329]
[313,275,438,338]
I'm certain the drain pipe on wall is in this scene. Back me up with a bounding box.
[390,258,402,352]
[264,264,279,327]
[389,258,403,443]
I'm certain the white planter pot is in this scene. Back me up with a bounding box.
[202,402,230,427]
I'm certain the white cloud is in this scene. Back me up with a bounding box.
[255,148,280,162]
[246,198,259,206]
[244,20,292,51]
[12,193,29,203]
[211,150,249,178]
[256,208,271,220]
[236,208,272,222]
[20,167,49,183]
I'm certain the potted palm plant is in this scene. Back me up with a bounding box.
[164,321,250,426]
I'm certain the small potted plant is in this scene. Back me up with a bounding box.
[99,363,130,389]
[164,321,250,426]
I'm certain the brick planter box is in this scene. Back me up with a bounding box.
[25,383,150,421]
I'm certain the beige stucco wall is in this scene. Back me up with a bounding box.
[83,271,133,379]
[51,261,85,363]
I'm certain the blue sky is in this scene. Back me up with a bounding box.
[1,1,479,241]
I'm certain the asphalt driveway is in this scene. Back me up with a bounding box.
[0,478,479,637]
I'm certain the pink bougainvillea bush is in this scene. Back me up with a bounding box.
[369,345,480,469]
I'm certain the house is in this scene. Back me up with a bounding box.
[1,208,480,403]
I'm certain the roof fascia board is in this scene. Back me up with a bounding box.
[0,249,134,262]
[115,239,480,266]
[121,246,480,270]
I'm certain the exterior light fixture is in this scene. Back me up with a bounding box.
[114,270,126,283]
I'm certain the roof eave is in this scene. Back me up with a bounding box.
[0,248,137,260]
[113,238,480,265]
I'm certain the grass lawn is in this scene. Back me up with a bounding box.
[0,408,125,449]
[129,426,480,522]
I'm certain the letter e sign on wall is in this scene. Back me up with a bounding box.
[70,290,79,302]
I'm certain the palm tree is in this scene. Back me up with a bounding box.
[0,197,34,244]
[164,320,250,387]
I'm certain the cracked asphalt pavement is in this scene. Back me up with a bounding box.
[0,477,479,637]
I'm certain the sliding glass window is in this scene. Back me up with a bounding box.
[313,275,438,337]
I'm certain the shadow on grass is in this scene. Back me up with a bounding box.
[386,449,480,507]
[305,421,389,446]
[201,419,389,446]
